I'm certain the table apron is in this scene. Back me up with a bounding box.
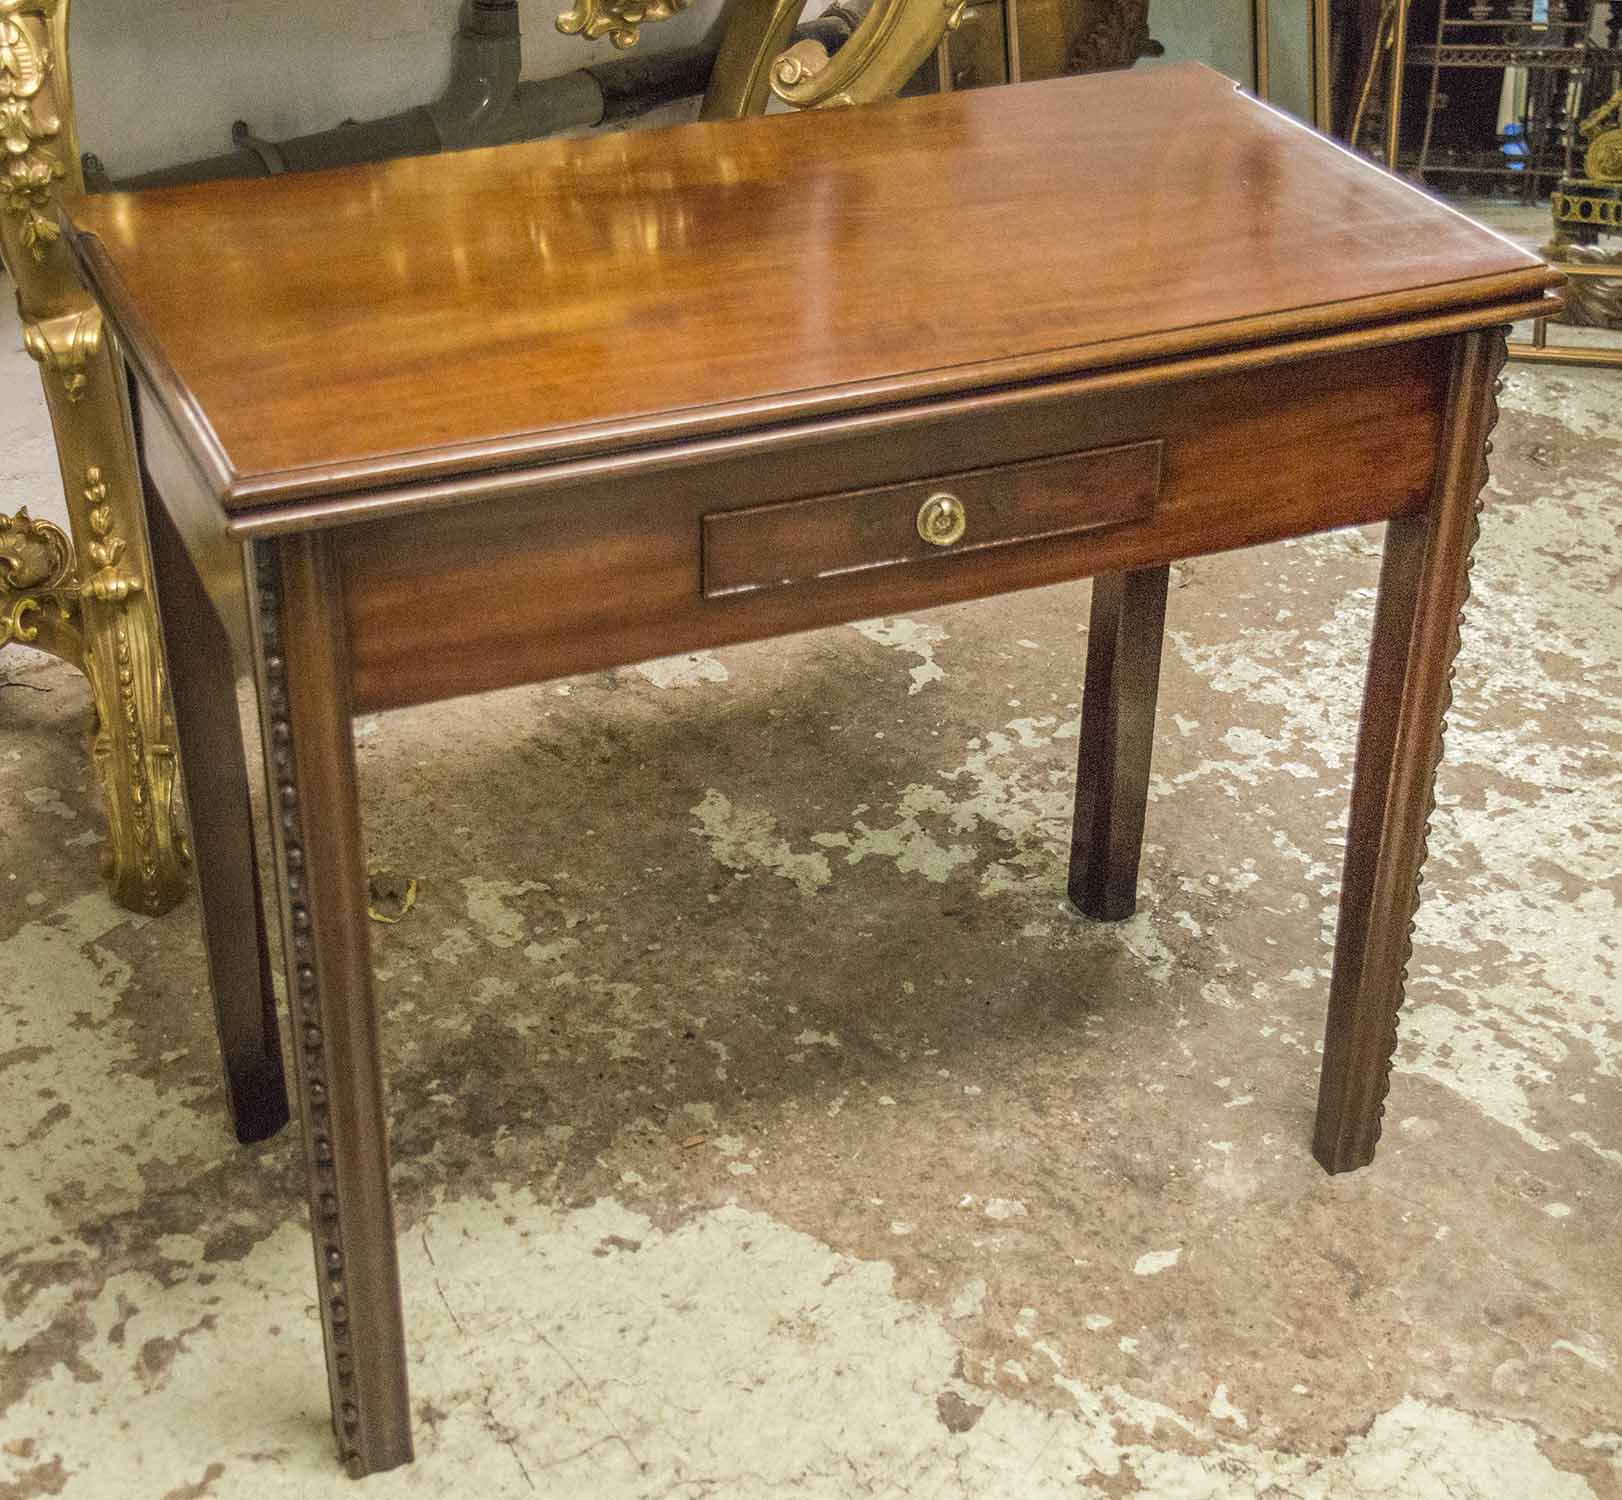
[336,336,1455,715]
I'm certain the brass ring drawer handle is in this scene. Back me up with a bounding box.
[917,492,967,547]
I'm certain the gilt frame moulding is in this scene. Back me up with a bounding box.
[0,0,190,916]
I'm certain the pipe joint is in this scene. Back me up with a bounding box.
[427,1,525,151]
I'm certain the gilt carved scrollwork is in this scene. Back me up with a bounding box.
[0,1,65,265]
[693,0,1159,123]
[24,305,101,401]
[0,2,190,915]
[70,464,187,913]
[556,0,693,51]
[769,0,966,109]
[1585,97,1622,183]
[1,368,192,916]
[0,504,78,658]
[701,0,972,117]
[78,466,143,605]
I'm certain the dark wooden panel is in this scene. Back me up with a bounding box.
[65,65,1558,509]
[143,480,287,1144]
[136,386,254,662]
[703,439,1162,599]
[339,338,1453,713]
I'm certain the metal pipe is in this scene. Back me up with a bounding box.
[107,0,527,189]
[425,0,525,151]
[92,0,864,193]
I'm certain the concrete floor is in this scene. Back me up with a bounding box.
[2,286,1620,1495]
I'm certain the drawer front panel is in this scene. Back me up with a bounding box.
[340,337,1455,714]
[702,440,1163,599]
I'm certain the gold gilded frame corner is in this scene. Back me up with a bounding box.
[556,0,694,51]
[697,0,969,120]
[1,0,190,914]
[768,0,968,110]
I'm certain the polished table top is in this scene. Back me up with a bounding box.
[66,63,1556,512]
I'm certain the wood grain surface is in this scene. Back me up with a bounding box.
[63,64,1559,511]
[338,338,1452,712]
[701,438,1163,598]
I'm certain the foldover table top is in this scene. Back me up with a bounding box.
[66,63,1558,513]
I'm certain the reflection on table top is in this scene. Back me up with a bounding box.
[66,63,1557,507]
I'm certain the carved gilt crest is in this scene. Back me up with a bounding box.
[556,0,693,52]
[0,10,63,262]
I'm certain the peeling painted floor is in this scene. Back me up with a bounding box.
[4,310,1622,1493]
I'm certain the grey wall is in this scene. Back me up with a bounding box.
[71,0,721,178]
[1141,0,1320,126]
[1140,0,1254,88]
[1264,0,1316,125]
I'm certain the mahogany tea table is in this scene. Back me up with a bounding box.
[62,62,1561,1477]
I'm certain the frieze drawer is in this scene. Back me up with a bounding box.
[701,439,1164,600]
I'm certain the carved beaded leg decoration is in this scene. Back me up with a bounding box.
[1367,347,1509,1147]
[253,543,366,1474]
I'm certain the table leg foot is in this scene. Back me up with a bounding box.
[1068,565,1170,921]
[253,535,414,1476]
[1313,329,1507,1175]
